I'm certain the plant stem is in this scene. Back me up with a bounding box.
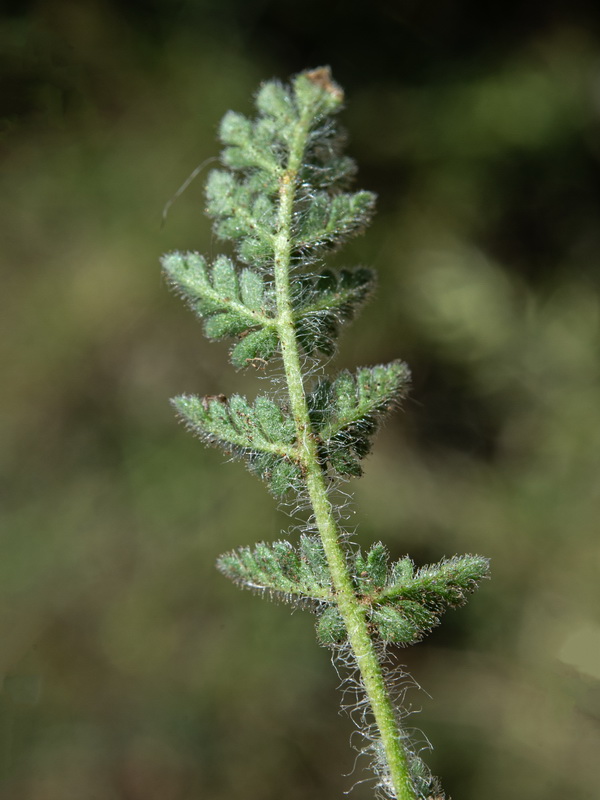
[271,113,417,800]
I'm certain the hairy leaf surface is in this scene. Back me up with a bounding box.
[356,547,490,644]
[217,535,333,602]
[173,393,300,495]
[162,251,278,367]
[291,267,375,355]
[308,361,411,475]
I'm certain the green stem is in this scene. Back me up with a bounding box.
[272,112,417,800]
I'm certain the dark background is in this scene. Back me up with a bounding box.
[2,2,600,799]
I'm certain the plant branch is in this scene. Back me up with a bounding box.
[165,68,490,800]
[272,105,417,800]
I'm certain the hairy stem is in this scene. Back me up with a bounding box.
[272,110,417,800]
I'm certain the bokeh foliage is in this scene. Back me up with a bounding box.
[2,2,600,799]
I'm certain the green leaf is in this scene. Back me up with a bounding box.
[219,110,252,146]
[351,549,490,645]
[172,393,301,496]
[293,67,344,118]
[162,251,278,367]
[204,312,249,339]
[253,396,296,444]
[292,268,375,356]
[230,329,279,369]
[292,191,376,261]
[316,606,346,645]
[211,253,238,297]
[219,102,290,174]
[365,542,389,588]
[205,170,278,266]
[201,68,370,273]
[217,535,333,604]
[266,459,302,497]
[370,605,419,644]
[240,268,268,311]
[255,81,295,126]
[163,69,491,800]
[328,448,362,477]
[308,361,411,476]
[381,554,491,609]
[298,534,330,587]
[369,601,438,644]
[389,556,414,586]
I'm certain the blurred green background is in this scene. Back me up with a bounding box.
[2,1,600,798]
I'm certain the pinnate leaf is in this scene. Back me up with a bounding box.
[292,191,376,261]
[381,554,491,609]
[356,548,490,644]
[219,111,282,174]
[308,361,411,476]
[162,251,278,367]
[205,171,278,265]
[292,267,375,356]
[314,548,489,646]
[173,393,300,496]
[219,532,488,646]
[217,535,333,603]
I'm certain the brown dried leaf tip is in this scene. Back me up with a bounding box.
[305,67,344,102]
